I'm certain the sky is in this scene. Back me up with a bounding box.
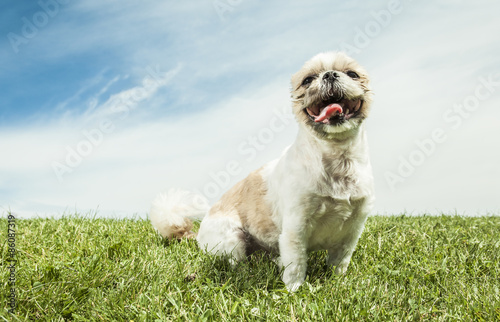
[1,0,499,218]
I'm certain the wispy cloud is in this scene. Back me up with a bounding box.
[1,75,294,217]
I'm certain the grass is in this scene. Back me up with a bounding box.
[1,213,499,321]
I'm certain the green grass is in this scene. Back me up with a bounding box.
[1,214,499,321]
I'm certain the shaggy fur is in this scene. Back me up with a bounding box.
[150,52,375,291]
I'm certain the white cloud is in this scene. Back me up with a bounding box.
[1,71,297,218]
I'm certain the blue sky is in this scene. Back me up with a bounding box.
[1,0,500,217]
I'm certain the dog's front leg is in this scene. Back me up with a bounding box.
[279,215,309,292]
[327,207,370,275]
[327,243,354,275]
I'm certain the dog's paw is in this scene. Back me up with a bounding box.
[282,264,306,292]
[286,281,303,292]
[228,258,238,267]
[334,262,349,275]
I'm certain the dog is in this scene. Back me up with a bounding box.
[150,52,375,291]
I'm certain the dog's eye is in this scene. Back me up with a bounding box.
[346,71,360,79]
[301,76,315,86]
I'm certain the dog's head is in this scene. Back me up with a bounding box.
[291,52,373,139]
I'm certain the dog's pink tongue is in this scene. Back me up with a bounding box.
[314,104,343,123]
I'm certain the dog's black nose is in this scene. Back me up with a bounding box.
[323,71,340,81]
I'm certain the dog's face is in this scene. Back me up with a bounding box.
[291,52,373,138]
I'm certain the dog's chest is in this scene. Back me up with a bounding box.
[305,196,363,251]
[314,154,366,199]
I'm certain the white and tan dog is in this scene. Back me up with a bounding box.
[150,52,375,291]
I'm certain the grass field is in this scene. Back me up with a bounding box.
[1,213,499,321]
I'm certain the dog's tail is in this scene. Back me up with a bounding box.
[150,189,210,240]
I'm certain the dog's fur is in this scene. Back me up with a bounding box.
[150,52,375,291]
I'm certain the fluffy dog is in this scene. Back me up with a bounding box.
[150,52,375,291]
